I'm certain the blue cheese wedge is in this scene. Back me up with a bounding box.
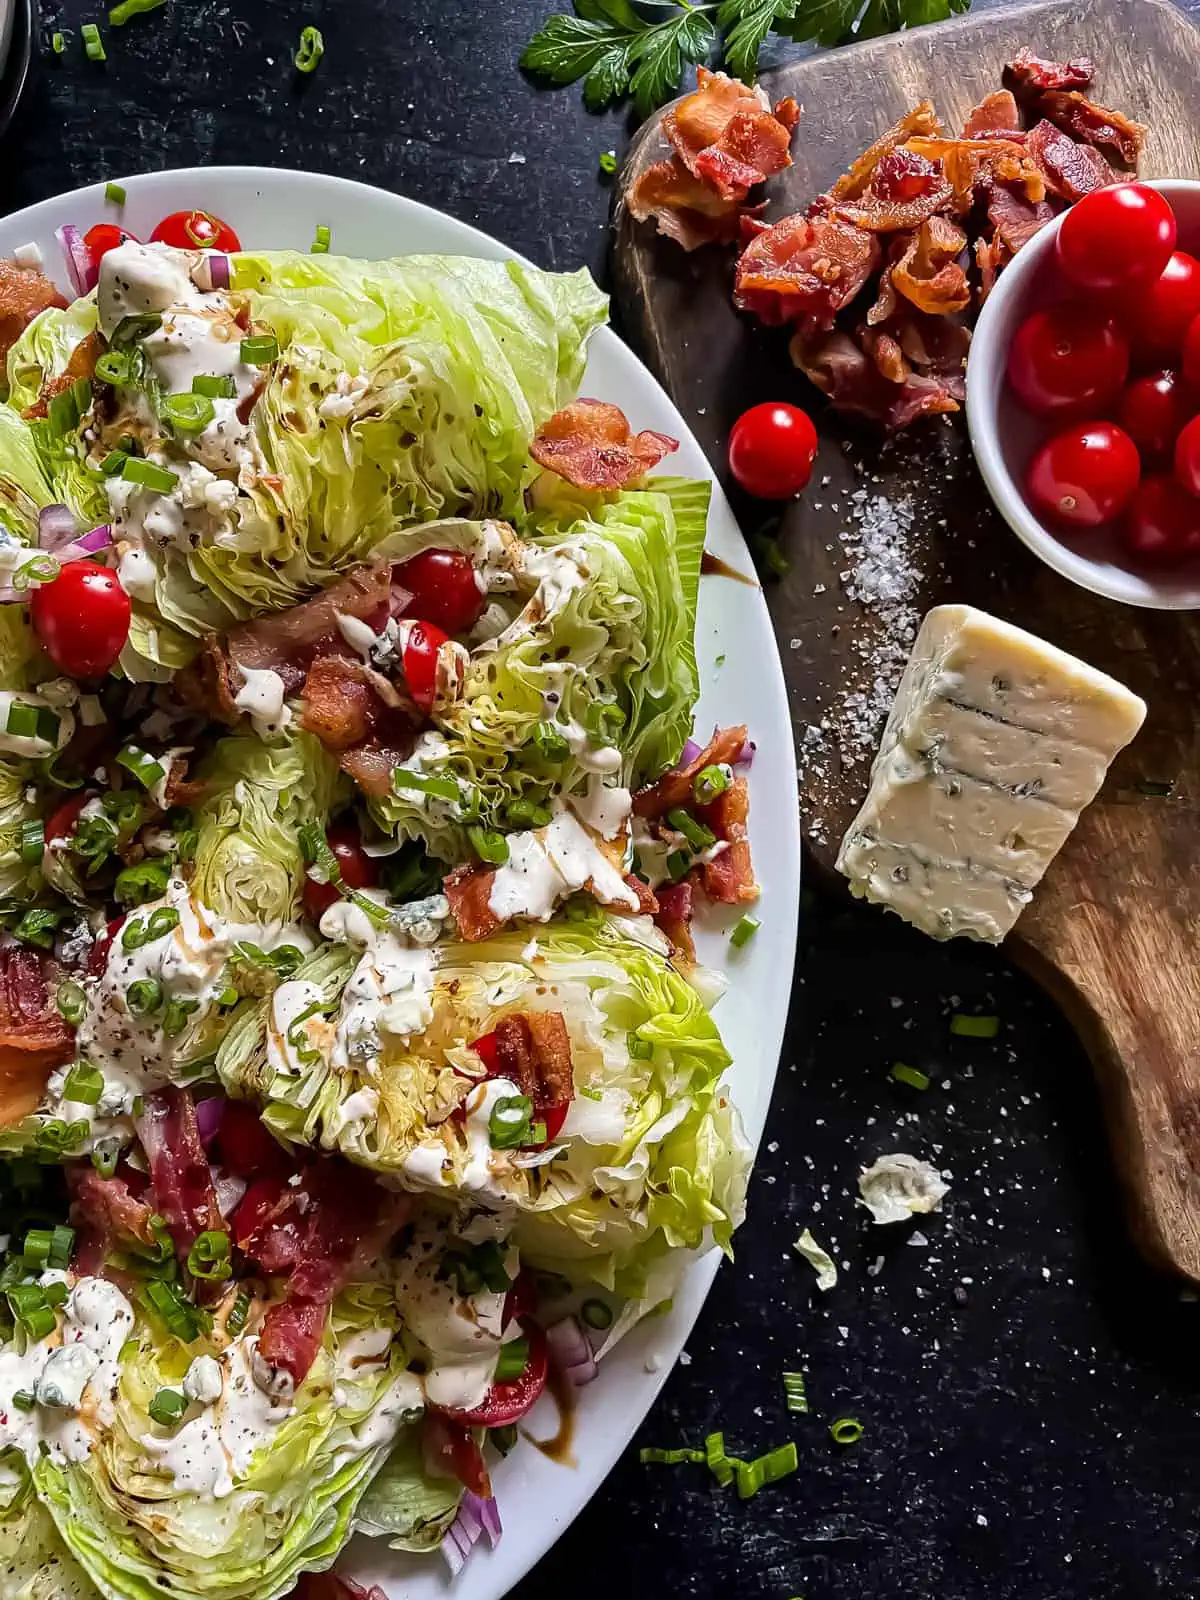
[836,604,1147,942]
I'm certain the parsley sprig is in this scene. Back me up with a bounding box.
[521,0,972,113]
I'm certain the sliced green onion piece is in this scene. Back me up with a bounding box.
[599,150,617,176]
[22,1228,52,1266]
[736,1441,798,1499]
[6,700,60,744]
[730,915,760,949]
[782,1371,808,1413]
[666,808,715,853]
[704,1430,741,1487]
[162,997,200,1038]
[115,858,171,907]
[63,1063,104,1105]
[639,1446,706,1465]
[105,180,126,204]
[13,908,61,949]
[110,0,167,19]
[51,30,66,52]
[580,1298,612,1330]
[48,1226,74,1270]
[583,700,626,742]
[467,825,509,866]
[666,850,691,883]
[161,392,215,435]
[91,1137,120,1179]
[528,722,570,763]
[494,1336,529,1383]
[10,1388,35,1410]
[692,764,730,805]
[392,769,461,804]
[890,1062,930,1091]
[310,223,331,254]
[294,23,324,72]
[187,1229,232,1282]
[47,387,79,437]
[18,818,45,864]
[23,1305,57,1340]
[110,312,161,346]
[192,373,236,399]
[148,1387,186,1426]
[122,456,177,493]
[626,1031,653,1061]
[830,1417,863,1446]
[240,335,279,367]
[950,1013,999,1039]
[81,22,106,60]
[98,448,129,475]
[226,1291,250,1336]
[95,351,134,388]
[115,745,166,791]
[56,980,86,1025]
[126,978,163,1017]
[488,1094,535,1151]
[43,1280,69,1308]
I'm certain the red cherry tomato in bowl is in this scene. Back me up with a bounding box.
[1122,474,1200,565]
[1056,183,1177,295]
[301,823,379,921]
[1007,305,1128,419]
[44,793,89,847]
[83,223,137,269]
[395,549,486,635]
[1181,313,1200,388]
[1116,370,1194,460]
[30,560,130,678]
[727,402,818,499]
[150,209,242,252]
[436,1319,549,1428]
[216,1100,294,1180]
[1126,252,1200,365]
[1027,421,1141,530]
[401,619,451,714]
[1173,413,1200,498]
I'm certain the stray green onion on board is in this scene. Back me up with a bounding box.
[890,1062,930,1091]
[950,1013,1000,1039]
[295,24,324,73]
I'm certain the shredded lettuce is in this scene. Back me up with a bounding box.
[354,1427,462,1552]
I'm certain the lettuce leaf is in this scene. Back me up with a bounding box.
[0,1454,98,1600]
[354,1427,462,1552]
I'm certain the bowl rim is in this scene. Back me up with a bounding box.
[966,176,1200,612]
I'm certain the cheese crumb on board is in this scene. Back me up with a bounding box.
[836,604,1147,942]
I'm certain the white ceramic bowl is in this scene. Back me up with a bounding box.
[967,177,1200,610]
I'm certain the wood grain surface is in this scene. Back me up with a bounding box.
[613,0,1200,1280]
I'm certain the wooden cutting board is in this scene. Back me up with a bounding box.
[612,0,1200,1280]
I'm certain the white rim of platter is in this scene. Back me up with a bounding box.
[0,166,801,1600]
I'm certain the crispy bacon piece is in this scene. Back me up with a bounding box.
[790,328,963,431]
[0,260,68,374]
[1004,49,1094,96]
[735,215,881,329]
[444,864,501,942]
[653,878,696,963]
[530,400,678,491]
[699,778,758,904]
[827,102,944,202]
[905,137,1047,209]
[623,873,659,916]
[962,90,1021,138]
[1026,119,1114,202]
[225,562,392,690]
[68,1165,158,1259]
[340,735,416,799]
[300,655,376,750]
[627,160,752,251]
[491,1011,574,1110]
[255,1163,405,1389]
[0,948,75,1128]
[633,725,747,820]
[889,217,971,316]
[834,149,954,234]
[1031,91,1145,168]
[137,1088,225,1275]
[21,333,102,422]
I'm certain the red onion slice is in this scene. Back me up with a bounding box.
[736,739,756,769]
[208,251,231,290]
[565,1351,599,1386]
[679,737,702,767]
[461,1490,502,1548]
[38,503,79,553]
[545,1313,590,1371]
[55,224,96,298]
[195,1094,227,1146]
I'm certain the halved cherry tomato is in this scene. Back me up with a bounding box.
[301,822,379,921]
[88,915,125,978]
[1056,183,1177,295]
[539,1102,570,1144]
[1122,474,1200,564]
[44,793,88,846]
[83,223,136,269]
[401,620,450,715]
[150,209,242,252]
[1116,370,1194,460]
[423,1413,491,1498]
[396,549,486,636]
[471,1030,501,1074]
[1126,251,1200,365]
[437,1319,548,1428]
[1175,413,1200,498]
[217,1101,293,1180]
[727,402,818,499]
[1026,421,1141,529]
[30,560,130,678]
[232,1176,289,1246]
[1007,306,1128,419]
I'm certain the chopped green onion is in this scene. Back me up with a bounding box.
[56,981,86,1025]
[580,1298,612,1330]
[105,181,126,204]
[830,1416,863,1446]
[232,940,304,978]
[10,1389,35,1410]
[890,1062,930,1091]
[240,335,279,367]
[116,745,166,790]
[692,764,730,805]
[12,908,61,950]
[494,1336,530,1382]
[294,23,324,72]
[48,1226,74,1270]
[640,1446,706,1465]
[666,850,691,882]
[666,807,715,853]
[43,1280,69,1308]
[579,1084,602,1102]
[6,700,60,745]
[95,352,135,390]
[715,653,727,668]
[18,818,44,865]
[121,906,179,950]
[753,534,789,579]
[467,825,509,866]
[783,1371,808,1413]
[47,387,80,437]
[23,1305,56,1340]
[22,1228,52,1266]
[192,374,236,399]
[730,914,760,949]
[73,375,92,416]
[226,1291,250,1336]
[391,769,461,804]
[10,553,59,592]
[491,1423,518,1455]
[51,30,66,52]
[626,1032,653,1061]
[126,978,164,1017]
[704,1430,741,1487]
[187,1230,232,1282]
[583,701,626,742]
[63,1063,104,1105]
[736,1441,798,1499]
[162,997,200,1038]
[115,858,171,907]
[161,392,215,436]
[599,150,617,176]
[91,1137,120,1179]
[310,223,331,255]
[488,1094,535,1151]
[529,722,570,763]
[121,456,176,493]
[81,22,106,60]
[110,312,161,346]
[110,0,166,20]
[148,1387,186,1426]
[950,1013,999,1039]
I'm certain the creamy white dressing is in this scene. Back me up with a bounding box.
[233,665,291,738]
[117,545,158,602]
[333,935,437,1076]
[266,979,327,1079]
[461,1077,525,1200]
[487,807,638,924]
[569,775,632,841]
[394,1219,505,1412]
[148,745,191,810]
[0,688,74,759]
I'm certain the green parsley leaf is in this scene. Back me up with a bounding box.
[629,10,715,118]
[718,0,794,82]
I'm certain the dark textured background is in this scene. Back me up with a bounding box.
[9,2,1200,1596]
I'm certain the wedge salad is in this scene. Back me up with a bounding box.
[0,209,760,1599]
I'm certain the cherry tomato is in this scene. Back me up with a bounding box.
[471,1030,501,1074]
[217,1101,293,1180]
[1126,252,1200,365]
[83,223,137,269]
[423,1414,492,1498]
[727,402,818,499]
[1116,370,1194,460]
[438,1319,549,1428]
[1056,183,1177,295]
[44,793,88,846]
[232,1176,288,1246]
[88,915,125,978]
[1122,474,1200,564]
[1007,305,1128,419]
[30,560,130,678]
[539,1102,570,1144]
[1027,421,1141,529]
[150,209,242,252]
[301,822,379,921]
[1175,413,1200,498]
[396,549,486,636]
[1182,313,1200,388]
[401,619,450,715]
